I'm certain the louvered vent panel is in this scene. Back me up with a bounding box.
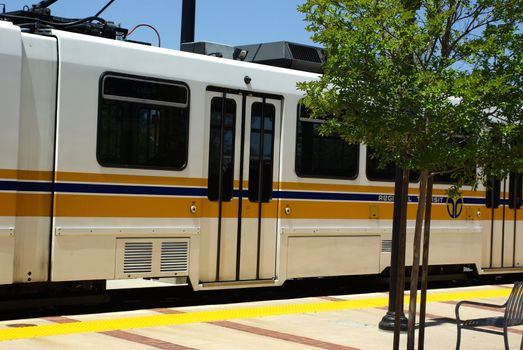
[124,242,153,274]
[381,240,392,253]
[288,43,321,63]
[161,241,188,273]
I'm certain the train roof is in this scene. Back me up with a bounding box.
[22,25,319,97]
[1,2,325,75]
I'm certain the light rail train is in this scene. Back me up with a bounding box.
[0,15,522,295]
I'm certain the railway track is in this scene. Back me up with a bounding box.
[1,273,521,322]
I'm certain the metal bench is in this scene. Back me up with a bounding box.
[455,281,523,350]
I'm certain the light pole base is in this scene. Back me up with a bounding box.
[378,311,408,331]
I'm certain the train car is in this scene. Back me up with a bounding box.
[0,18,522,295]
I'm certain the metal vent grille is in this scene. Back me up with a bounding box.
[123,242,153,274]
[288,43,321,63]
[381,240,392,253]
[116,237,190,279]
[160,241,188,273]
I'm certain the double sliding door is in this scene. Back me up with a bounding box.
[200,89,282,283]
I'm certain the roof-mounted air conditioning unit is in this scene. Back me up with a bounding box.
[236,41,325,73]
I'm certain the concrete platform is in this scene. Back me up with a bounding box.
[0,283,521,349]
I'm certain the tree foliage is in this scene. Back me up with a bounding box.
[298,0,523,183]
[299,2,522,348]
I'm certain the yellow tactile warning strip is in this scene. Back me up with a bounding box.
[153,307,359,350]
[0,287,511,341]
[44,316,197,350]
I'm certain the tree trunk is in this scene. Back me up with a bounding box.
[418,176,434,350]
[406,170,429,350]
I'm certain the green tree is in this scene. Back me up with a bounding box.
[298,1,523,349]
[474,18,523,180]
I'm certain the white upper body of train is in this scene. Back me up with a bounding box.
[0,20,521,291]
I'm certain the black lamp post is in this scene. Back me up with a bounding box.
[379,167,408,332]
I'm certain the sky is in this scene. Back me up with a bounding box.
[3,0,315,49]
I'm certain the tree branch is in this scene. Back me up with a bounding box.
[449,6,497,52]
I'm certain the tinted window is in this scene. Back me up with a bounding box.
[485,178,501,209]
[208,97,236,201]
[433,167,476,184]
[97,75,189,169]
[366,148,419,182]
[509,172,522,209]
[249,102,275,203]
[295,104,359,179]
[104,76,188,106]
[433,173,454,184]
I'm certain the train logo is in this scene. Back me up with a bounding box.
[446,196,464,219]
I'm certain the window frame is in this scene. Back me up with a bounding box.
[294,104,359,180]
[96,72,191,171]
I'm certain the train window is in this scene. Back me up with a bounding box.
[295,104,359,179]
[366,148,419,182]
[103,75,188,106]
[249,102,275,203]
[433,173,454,183]
[208,97,237,202]
[508,172,522,209]
[97,75,189,170]
[433,167,476,184]
[486,178,501,209]
[433,135,475,184]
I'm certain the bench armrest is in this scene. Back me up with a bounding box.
[455,300,506,323]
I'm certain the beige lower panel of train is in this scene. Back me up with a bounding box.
[279,221,484,281]
[0,225,15,284]
[51,227,200,289]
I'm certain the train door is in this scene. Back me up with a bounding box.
[240,95,281,281]
[200,89,282,284]
[485,174,523,269]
